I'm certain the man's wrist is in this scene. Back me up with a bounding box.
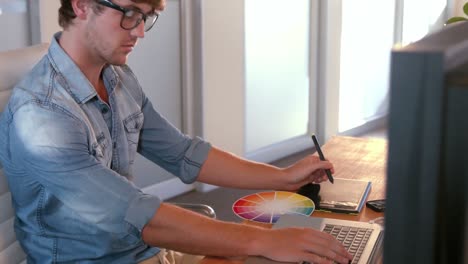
[244,226,274,257]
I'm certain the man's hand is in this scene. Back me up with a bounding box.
[250,226,353,264]
[281,155,335,191]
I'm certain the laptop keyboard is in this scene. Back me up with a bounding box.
[323,224,373,264]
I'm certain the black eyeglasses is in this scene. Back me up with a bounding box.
[97,0,159,32]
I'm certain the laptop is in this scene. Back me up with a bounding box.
[245,214,384,264]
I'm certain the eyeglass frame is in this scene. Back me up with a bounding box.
[96,0,159,32]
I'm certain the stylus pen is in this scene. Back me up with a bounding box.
[311,134,334,184]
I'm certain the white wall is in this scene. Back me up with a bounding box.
[0,1,30,51]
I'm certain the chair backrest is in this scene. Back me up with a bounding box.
[0,43,49,264]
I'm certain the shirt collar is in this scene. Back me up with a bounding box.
[47,32,120,104]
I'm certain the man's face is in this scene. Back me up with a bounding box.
[84,0,165,66]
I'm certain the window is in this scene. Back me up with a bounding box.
[245,0,310,154]
[338,0,395,133]
[337,0,449,135]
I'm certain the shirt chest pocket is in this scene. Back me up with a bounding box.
[123,112,144,164]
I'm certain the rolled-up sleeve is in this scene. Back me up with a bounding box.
[125,194,161,231]
[11,103,160,234]
[138,97,211,183]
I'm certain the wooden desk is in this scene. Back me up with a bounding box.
[202,136,387,264]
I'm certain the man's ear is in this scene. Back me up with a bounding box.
[70,0,91,20]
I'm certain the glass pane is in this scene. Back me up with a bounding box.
[245,0,310,153]
[338,0,395,132]
[402,0,447,45]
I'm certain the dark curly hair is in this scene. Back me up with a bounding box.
[58,0,163,29]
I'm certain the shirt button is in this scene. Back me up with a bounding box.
[101,107,109,114]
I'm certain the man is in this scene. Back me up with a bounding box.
[0,0,352,263]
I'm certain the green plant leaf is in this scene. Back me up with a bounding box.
[446,16,468,25]
[464,2,468,16]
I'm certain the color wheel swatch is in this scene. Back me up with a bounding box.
[232,191,315,223]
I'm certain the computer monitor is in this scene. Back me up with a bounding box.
[384,22,468,263]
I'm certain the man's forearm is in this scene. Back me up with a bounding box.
[196,147,292,190]
[141,203,268,257]
[141,203,352,264]
[196,147,334,192]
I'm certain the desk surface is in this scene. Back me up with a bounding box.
[201,136,388,264]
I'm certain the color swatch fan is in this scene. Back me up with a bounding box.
[232,191,315,223]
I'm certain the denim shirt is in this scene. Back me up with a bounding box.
[0,33,211,263]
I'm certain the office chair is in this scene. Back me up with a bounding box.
[0,44,215,264]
